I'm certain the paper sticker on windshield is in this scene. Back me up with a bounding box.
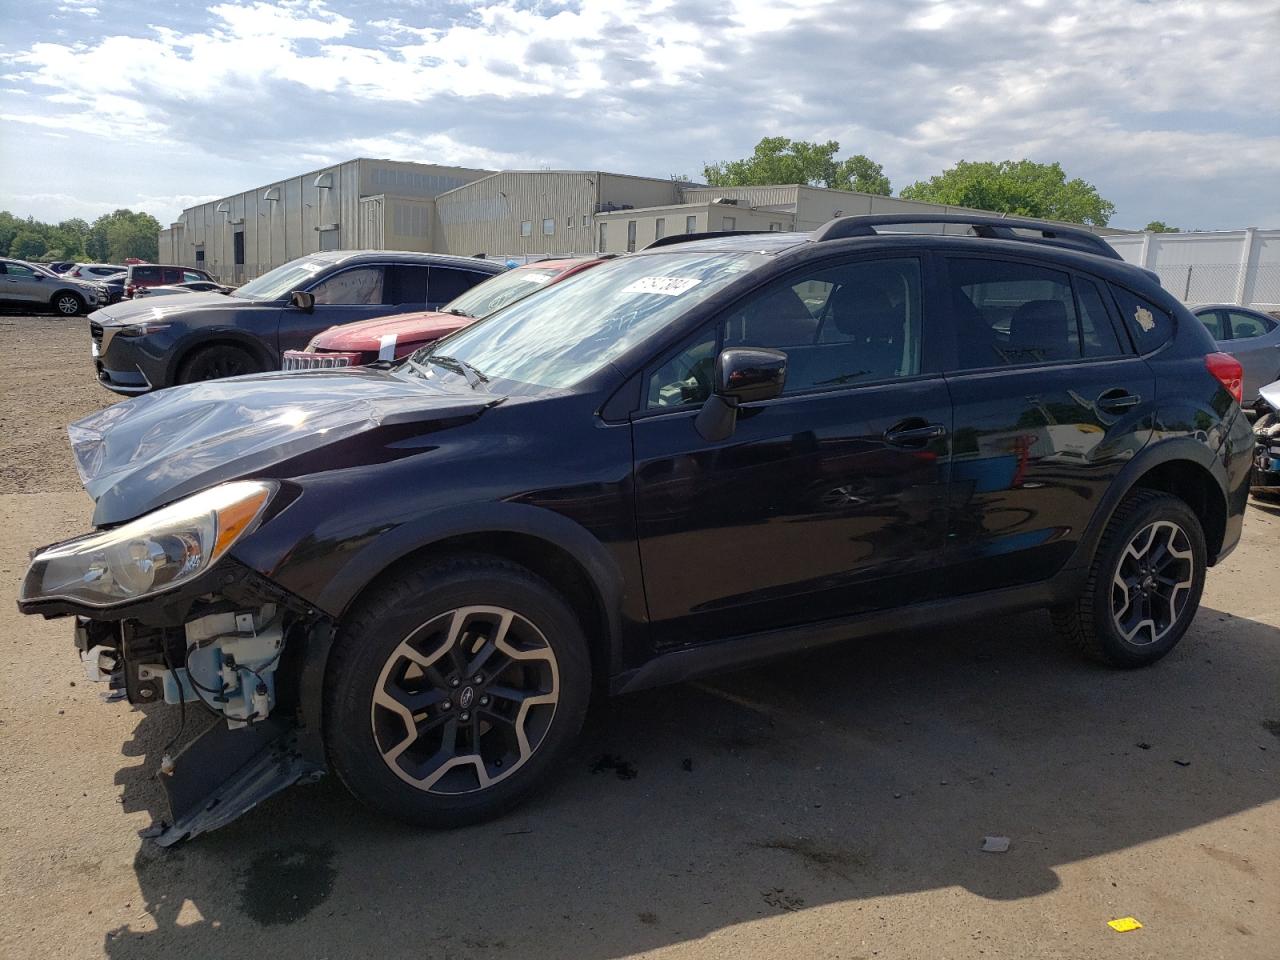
[623,276,702,296]
[519,273,552,284]
[1134,306,1156,333]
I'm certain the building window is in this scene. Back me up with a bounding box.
[567,216,573,229]
[582,215,589,227]
[685,215,697,234]
[722,216,736,230]
[543,218,555,236]
[769,222,782,231]
[598,222,607,252]
[626,220,637,253]
[655,218,665,240]
[520,220,532,237]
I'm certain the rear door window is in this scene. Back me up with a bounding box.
[1073,276,1126,358]
[946,259,1080,368]
[182,271,206,283]
[383,264,429,306]
[162,267,184,284]
[1110,285,1175,354]
[1224,310,1275,340]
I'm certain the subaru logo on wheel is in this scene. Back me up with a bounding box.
[459,686,475,709]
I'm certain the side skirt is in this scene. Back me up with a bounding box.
[610,573,1084,696]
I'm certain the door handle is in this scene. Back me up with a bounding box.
[1096,389,1141,412]
[883,422,947,446]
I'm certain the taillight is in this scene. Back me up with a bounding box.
[124,283,135,298]
[1205,352,1243,404]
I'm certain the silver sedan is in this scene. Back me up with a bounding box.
[1191,304,1280,406]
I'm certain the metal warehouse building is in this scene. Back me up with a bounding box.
[160,158,1126,283]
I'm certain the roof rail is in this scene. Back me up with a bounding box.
[643,230,773,251]
[811,214,1121,260]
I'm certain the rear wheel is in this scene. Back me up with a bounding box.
[51,291,86,316]
[1052,490,1206,666]
[177,344,260,384]
[324,557,591,827]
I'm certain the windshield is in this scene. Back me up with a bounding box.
[444,266,562,318]
[232,258,329,301]
[406,251,767,391]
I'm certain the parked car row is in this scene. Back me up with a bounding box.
[16,215,1257,847]
[1,257,108,315]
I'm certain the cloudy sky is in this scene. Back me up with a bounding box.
[2,0,1277,230]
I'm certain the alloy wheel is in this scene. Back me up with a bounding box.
[56,295,81,315]
[1110,520,1194,646]
[370,606,560,795]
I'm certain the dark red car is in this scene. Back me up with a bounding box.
[281,257,608,370]
[124,263,215,299]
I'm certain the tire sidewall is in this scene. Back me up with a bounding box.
[325,565,591,826]
[1091,495,1206,665]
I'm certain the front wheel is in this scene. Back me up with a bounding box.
[177,344,260,383]
[324,558,591,827]
[1052,490,1206,666]
[52,291,86,316]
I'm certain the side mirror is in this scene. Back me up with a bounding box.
[695,348,787,442]
[715,348,787,403]
[290,289,315,313]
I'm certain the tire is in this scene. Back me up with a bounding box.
[177,344,260,384]
[1051,489,1206,667]
[324,557,592,828]
[51,291,86,316]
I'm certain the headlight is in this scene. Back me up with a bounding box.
[21,481,274,607]
[117,321,172,337]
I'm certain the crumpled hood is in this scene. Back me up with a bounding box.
[71,368,495,525]
[90,291,255,324]
[311,310,473,353]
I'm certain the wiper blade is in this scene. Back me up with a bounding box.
[432,354,489,387]
[445,308,473,317]
[405,354,489,389]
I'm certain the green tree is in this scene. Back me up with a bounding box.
[1144,221,1180,233]
[704,137,892,195]
[900,159,1115,226]
[9,230,47,260]
[87,209,161,262]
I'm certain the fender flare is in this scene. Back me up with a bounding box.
[317,501,628,675]
[1071,434,1227,571]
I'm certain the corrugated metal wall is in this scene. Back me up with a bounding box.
[169,160,487,282]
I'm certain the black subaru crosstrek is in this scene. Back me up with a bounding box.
[19,215,1254,844]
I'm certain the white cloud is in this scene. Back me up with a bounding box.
[2,0,1278,228]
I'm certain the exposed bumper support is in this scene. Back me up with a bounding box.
[156,714,323,847]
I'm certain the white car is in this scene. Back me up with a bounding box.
[0,257,107,315]
[131,280,233,299]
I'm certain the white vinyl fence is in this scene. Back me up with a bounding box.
[1105,228,1280,310]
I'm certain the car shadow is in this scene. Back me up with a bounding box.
[105,604,1279,958]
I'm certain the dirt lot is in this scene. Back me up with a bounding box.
[1,312,1277,960]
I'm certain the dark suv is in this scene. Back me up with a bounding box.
[19,215,1253,844]
[89,251,502,393]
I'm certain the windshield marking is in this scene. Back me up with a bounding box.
[621,276,703,296]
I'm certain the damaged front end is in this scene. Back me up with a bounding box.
[19,481,333,845]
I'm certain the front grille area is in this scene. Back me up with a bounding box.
[281,351,361,372]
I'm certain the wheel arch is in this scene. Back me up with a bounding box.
[49,287,87,309]
[1081,437,1229,568]
[167,330,275,383]
[325,503,626,685]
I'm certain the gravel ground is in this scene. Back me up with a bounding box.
[1,314,1277,960]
